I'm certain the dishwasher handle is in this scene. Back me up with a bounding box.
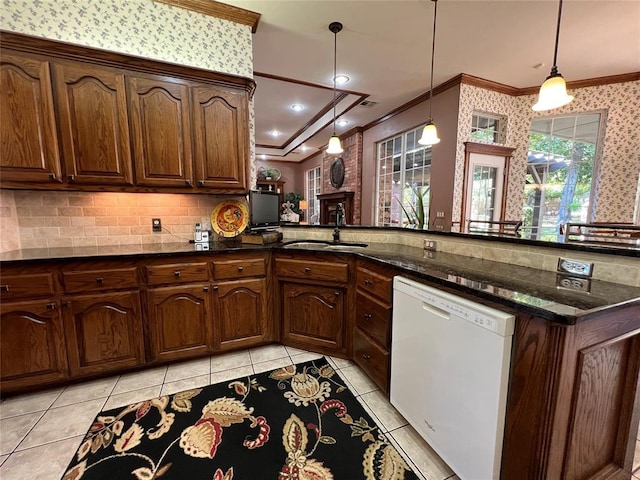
[422,301,450,320]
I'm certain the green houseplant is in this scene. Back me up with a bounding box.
[396,185,430,229]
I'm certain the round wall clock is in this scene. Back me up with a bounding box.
[330,157,345,188]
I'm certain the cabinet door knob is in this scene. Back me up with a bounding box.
[174,271,181,277]
[67,174,75,182]
[96,277,104,284]
[237,266,244,272]
[0,285,8,292]
[203,286,209,292]
[198,180,205,186]
[304,267,311,273]
[364,313,372,320]
[185,179,192,186]
[364,279,373,286]
[213,285,219,291]
[334,291,340,296]
[46,302,56,310]
[48,173,56,180]
[362,354,371,361]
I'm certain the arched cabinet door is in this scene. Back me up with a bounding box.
[0,51,62,183]
[212,278,269,351]
[146,284,214,362]
[192,84,249,192]
[54,62,134,185]
[62,291,145,376]
[128,75,194,188]
[0,299,69,392]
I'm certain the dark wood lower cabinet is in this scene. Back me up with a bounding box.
[0,299,69,393]
[146,284,214,362]
[213,278,270,351]
[62,291,145,376]
[281,282,345,353]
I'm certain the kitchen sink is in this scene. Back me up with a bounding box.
[282,240,368,250]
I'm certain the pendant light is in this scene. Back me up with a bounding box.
[418,0,440,146]
[532,0,574,111]
[326,21,344,155]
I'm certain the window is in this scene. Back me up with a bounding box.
[471,112,506,144]
[376,126,431,228]
[522,112,603,241]
[305,166,321,224]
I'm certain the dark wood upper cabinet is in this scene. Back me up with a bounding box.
[0,51,62,183]
[53,62,134,185]
[128,76,194,187]
[192,84,249,191]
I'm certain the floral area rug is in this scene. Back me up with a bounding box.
[62,357,418,480]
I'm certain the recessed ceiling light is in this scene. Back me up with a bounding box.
[301,145,308,151]
[291,104,304,111]
[337,119,349,126]
[260,154,267,160]
[334,74,350,85]
[269,130,281,137]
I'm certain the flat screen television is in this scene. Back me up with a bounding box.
[248,190,281,231]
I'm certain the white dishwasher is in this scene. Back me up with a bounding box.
[390,276,514,480]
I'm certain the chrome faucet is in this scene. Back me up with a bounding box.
[333,203,345,242]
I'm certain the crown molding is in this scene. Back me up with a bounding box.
[154,0,261,32]
[517,71,640,96]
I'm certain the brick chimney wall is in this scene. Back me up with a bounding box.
[323,130,363,224]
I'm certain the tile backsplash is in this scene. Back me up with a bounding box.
[0,190,232,250]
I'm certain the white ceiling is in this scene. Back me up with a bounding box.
[223,0,640,163]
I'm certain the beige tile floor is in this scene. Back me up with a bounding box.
[0,345,459,480]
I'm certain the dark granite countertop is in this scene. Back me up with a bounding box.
[2,241,639,325]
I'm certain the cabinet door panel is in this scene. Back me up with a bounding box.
[214,278,268,350]
[147,284,213,362]
[282,283,344,351]
[128,76,193,187]
[0,300,68,390]
[192,85,248,191]
[54,62,133,185]
[63,291,144,376]
[0,52,62,183]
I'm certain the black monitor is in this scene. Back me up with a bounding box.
[248,190,281,231]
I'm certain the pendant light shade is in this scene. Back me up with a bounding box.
[418,0,440,146]
[326,22,344,155]
[533,0,574,111]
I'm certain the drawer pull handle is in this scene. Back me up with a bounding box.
[237,266,244,272]
[1,285,8,292]
[334,291,340,296]
[304,267,311,273]
[362,354,371,361]
[364,279,373,286]
[46,302,56,310]
[174,271,181,277]
[96,277,104,284]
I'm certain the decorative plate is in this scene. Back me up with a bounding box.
[211,200,249,238]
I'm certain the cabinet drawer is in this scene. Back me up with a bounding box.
[213,258,266,280]
[1,273,56,300]
[275,258,348,283]
[356,266,393,303]
[146,262,209,286]
[62,268,138,293]
[353,328,389,394]
[356,292,391,347]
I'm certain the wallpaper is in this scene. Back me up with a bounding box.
[454,80,640,227]
[0,0,253,78]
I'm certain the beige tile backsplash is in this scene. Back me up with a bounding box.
[0,190,226,249]
[1,193,638,287]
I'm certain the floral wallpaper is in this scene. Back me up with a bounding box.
[1,0,253,78]
[454,79,640,227]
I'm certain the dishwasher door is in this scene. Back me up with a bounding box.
[390,276,514,480]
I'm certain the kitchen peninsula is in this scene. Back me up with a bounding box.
[1,228,639,480]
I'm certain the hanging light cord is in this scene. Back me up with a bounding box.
[332,26,338,135]
[428,0,438,121]
[549,0,563,77]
